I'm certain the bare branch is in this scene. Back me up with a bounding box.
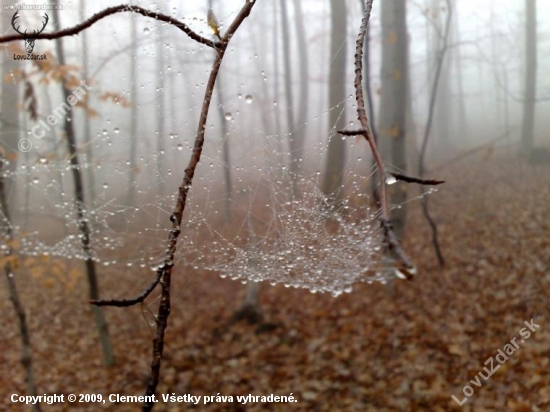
[418,0,453,177]
[90,271,162,307]
[141,3,257,410]
[0,5,218,49]
[338,129,366,136]
[417,0,453,268]
[389,172,445,186]
[1,155,41,411]
[428,130,512,173]
[353,0,416,277]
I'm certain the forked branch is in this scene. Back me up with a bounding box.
[0,5,218,49]
[344,0,416,278]
[0,2,257,410]
[141,5,257,410]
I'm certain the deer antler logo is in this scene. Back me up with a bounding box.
[11,11,49,54]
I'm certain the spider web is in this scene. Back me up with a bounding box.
[0,0,424,297]
[1,98,400,297]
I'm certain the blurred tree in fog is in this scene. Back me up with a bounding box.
[0,0,20,209]
[521,0,537,155]
[321,0,347,205]
[378,0,408,237]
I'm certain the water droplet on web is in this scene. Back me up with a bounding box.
[114,128,120,134]
[245,95,253,104]
[385,174,397,185]
[143,27,150,34]
[224,112,233,121]
[102,183,109,189]
[177,144,183,151]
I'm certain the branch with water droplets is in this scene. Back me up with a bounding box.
[90,270,163,307]
[0,5,219,49]
[344,0,416,278]
[388,172,445,186]
[141,3,257,410]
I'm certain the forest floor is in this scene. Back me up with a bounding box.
[2,147,550,412]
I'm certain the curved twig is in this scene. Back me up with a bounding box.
[90,270,162,307]
[0,5,219,49]
[389,172,445,186]
[351,0,415,278]
[418,0,453,176]
[141,3,257,410]
[418,0,453,268]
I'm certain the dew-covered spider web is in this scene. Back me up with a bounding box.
[0,0,435,297]
[2,116,433,297]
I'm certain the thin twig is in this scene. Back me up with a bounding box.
[418,0,453,268]
[389,172,445,186]
[428,129,511,173]
[352,0,415,276]
[1,155,41,412]
[338,129,366,136]
[142,3,257,410]
[0,5,218,49]
[90,271,162,307]
[418,0,453,177]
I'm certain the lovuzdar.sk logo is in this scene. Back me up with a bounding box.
[11,11,48,60]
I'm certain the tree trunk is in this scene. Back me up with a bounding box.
[52,8,115,367]
[234,216,263,324]
[272,0,284,173]
[156,20,166,196]
[279,0,304,196]
[0,4,20,211]
[292,0,309,168]
[213,61,231,220]
[1,155,41,412]
[378,0,408,237]
[209,0,232,220]
[321,0,347,205]
[80,0,96,204]
[521,0,537,155]
[127,13,139,206]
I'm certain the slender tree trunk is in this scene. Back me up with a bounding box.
[1,155,41,412]
[209,0,232,221]
[418,0,452,267]
[52,8,114,366]
[321,0,347,205]
[378,0,408,237]
[234,216,263,324]
[405,32,419,179]
[292,0,309,167]
[156,21,166,196]
[0,3,20,211]
[214,69,232,220]
[520,0,537,155]
[452,7,468,143]
[127,13,139,206]
[272,0,284,172]
[279,0,301,195]
[434,1,453,153]
[80,0,96,203]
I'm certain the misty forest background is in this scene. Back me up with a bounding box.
[1,0,550,411]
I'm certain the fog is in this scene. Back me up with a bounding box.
[1,0,549,410]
